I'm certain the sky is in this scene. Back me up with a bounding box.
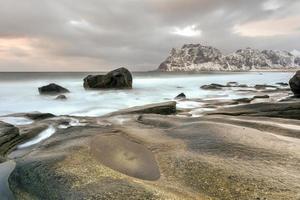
[0,0,300,72]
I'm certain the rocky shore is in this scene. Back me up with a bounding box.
[0,70,300,200]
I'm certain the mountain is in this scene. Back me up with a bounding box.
[158,44,300,72]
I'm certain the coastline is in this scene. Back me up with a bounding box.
[0,71,300,199]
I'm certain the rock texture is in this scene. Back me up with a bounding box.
[289,71,300,97]
[7,104,300,200]
[107,101,176,116]
[38,83,69,95]
[158,44,300,72]
[0,122,20,160]
[83,67,133,89]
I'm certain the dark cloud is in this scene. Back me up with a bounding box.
[0,0,299,71]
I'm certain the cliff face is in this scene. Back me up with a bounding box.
[158,44,300,71]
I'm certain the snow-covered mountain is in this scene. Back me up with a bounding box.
[158,44,300,72]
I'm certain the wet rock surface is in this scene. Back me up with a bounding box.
[107,101,177,116]
[90,135,160,181]
[0,122,20,160]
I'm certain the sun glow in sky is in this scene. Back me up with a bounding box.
[171,25,202,37]
[233,15,300,37]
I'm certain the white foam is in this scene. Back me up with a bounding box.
[18,126,56,148]
[177,101,203,109]
[0,72,294,117]
[0,117,33,126]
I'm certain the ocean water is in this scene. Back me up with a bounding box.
[0,72,293,117]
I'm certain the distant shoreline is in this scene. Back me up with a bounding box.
[0,69,298,74]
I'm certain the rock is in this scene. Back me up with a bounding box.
[253,95,270,99]
[238,84,249,88]
[226,82,239,87]
[254,84,277,90]
[55,95,67,100]
[207,101,300,120]
[276,82,289,87]
[235,98,254,104]
[158,44,300,72]
[226,82,248,88]
[83,67,132,89]
[107,101,176,116]
[38,83,69,95]
[201,83,224,90]
[175,93,186,99]
[289,71,300,97]
[25,112,55,120]
[0,121,20,160]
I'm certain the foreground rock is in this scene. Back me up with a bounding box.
[0,122,19,161]
[289,71,300,97]
[107,101,177,116]
[83,67,133,89]
[38,83,69,95]
[158,44,300,72]
[6,106,300,199]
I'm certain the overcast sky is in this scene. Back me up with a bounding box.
[0,0,300,71]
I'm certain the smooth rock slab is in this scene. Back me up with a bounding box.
[90,135,160,181]
[107,101,176,116]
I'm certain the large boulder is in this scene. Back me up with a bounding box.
[38,83,69,95]
[289,71,300,97]
[83,67,132,89]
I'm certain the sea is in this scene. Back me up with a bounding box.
[0,72,293,117]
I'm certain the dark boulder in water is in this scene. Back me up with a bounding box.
[55,95,67,100]
[254,84,277,90]
[38,83,69,95]
[175,93,186,99]
[83,67,132,89]
[289,71,300,97]
[25,112,55,120]
[201,83,223,90]
[276,82,289,87]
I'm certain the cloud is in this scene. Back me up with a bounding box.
[233,15,300,37]
[262,0,284,11]
[171,25,202,37]
[0,0,299,71]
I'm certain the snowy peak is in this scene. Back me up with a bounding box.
[158,44,300,72]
